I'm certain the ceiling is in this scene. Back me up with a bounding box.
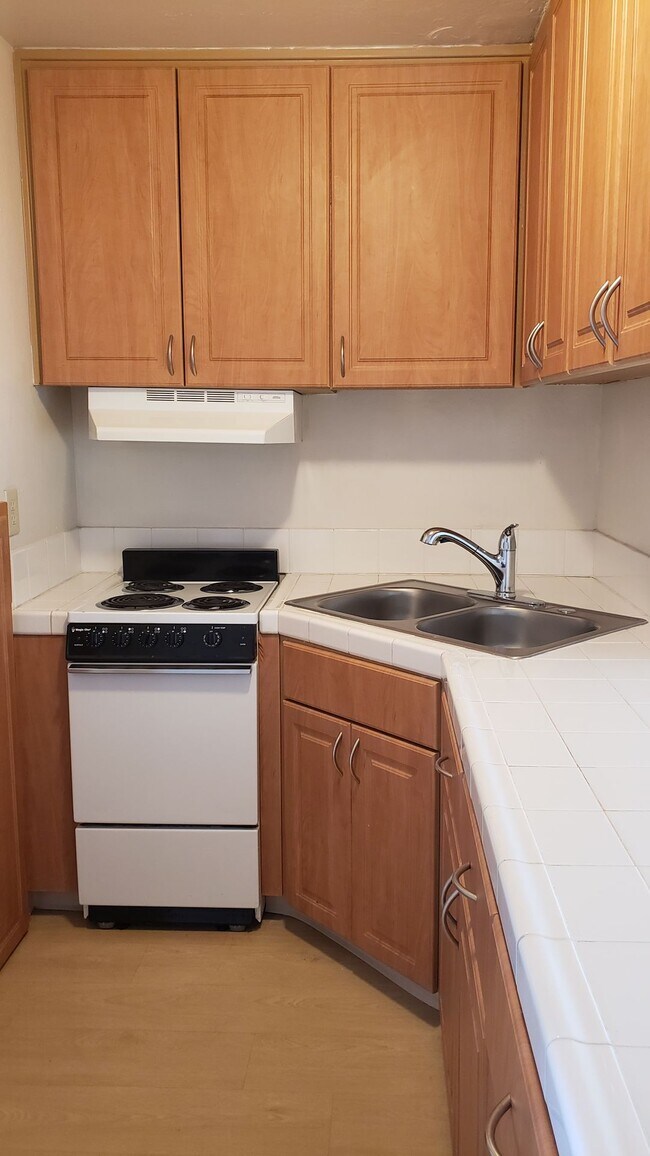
[0,0,547,50]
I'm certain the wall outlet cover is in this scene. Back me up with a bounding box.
[4,488,20,537]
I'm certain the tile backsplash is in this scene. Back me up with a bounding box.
[74,526,597,581]
[11,525,650,611]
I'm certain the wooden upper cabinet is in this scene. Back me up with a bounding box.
[178,66,329,388]
[567,0,625,372]
[523,0,576,383]
[27,67,183,386]
[331,61,521,388]
[612,0,650,362]
[350,726,436,988]
[520,29,551,384]
[540,0,576,379]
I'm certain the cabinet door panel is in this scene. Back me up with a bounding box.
[27,67,183,386]
[568,0,625,371]
[332,62,521,387]
[350,726,436,988]
[520,29,550,384]
[540,0,576,378]
[282,703,351,936]
[179,67,329,387]
[613,0,650,361]
[0,506,28,968]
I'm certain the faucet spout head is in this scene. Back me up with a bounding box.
[420,527,447,546]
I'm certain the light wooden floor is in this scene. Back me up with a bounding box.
[0,912,452,1155]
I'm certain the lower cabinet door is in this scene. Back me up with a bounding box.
[350,725,436,988]
[439,784,462,1147]
[282,702,352,936]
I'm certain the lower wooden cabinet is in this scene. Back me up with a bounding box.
[439,694,558,1156]
[0,505,28,968]
[281,641,440,989]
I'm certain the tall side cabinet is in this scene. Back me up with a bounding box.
[0,505,28,968]
[522,0,650,380]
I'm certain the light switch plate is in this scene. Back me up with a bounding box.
[4,488,20,537]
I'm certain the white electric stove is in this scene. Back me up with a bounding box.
[65,548,279,930]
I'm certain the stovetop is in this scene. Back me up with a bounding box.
[68,548,280,627]
[66,548,280,665]
[68,578,278,625]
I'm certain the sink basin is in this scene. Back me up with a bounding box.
[287,579,645,657]
[314,585,473,622]
[417,604,598,656]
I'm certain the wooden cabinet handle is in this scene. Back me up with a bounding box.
[339,336,346,379]
[349,737,360,783]
[166,334,175,377]
[189,334,198,376]
[485,1095,513,1155]
[331,731,344,777]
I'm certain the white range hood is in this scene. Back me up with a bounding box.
[87,388,301,444]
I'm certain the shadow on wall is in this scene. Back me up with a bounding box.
[70,383,603,532]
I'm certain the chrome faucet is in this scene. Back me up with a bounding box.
[420,523,519,600]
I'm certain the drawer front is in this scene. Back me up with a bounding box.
[76,827,260,909]
[281,640,440,748]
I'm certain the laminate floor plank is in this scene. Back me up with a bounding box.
[0,912,452,1155]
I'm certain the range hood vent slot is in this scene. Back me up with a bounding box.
[88,388,301,445]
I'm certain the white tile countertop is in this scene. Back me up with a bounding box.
[13,568,650,1154]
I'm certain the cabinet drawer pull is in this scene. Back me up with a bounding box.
[339,336,346,379]
[349,737,360,783]
[588,281,609,349]
[452,863,478,902]
[441,888,460,947]
[332,731,344,776]
[166,334,175,377]
[485,1095,513,1155]
[435,754,454,779]
[600,275,622,347]
[189,334,198,377]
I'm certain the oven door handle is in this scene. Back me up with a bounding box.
[67,664,254,675]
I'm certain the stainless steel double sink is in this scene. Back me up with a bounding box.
[288,580,645,658]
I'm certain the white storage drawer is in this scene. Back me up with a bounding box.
[76,826,260,908]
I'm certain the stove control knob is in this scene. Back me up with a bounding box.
[89,627,106,650]
[203,628,222,648]
[114,628,131,649]
[164,627,185,649]
[138,628,158,649]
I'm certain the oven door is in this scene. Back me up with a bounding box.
[68,664,257,825]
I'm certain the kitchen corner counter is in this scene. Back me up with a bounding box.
[263,571,650,1156]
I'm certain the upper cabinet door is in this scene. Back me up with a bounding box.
[539,0,576,379]
[612,0,650,362]
[520,29,551,384]
[27,68,183,386]
[331,62,521,388]
[178,67,329,388]
[567,0,625,372]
